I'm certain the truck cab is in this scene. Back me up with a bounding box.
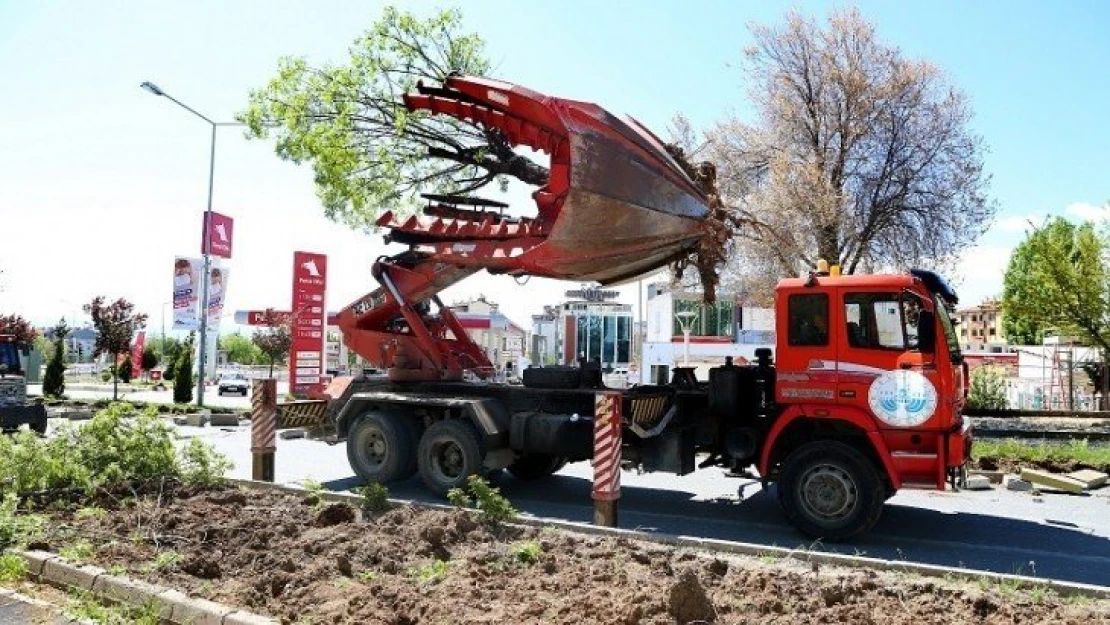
[761,267,971,536]
[0,334,47,434]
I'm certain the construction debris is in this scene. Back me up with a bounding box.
[1020,468,1086,494]
[1005,477,1033,492]
[968,469,1004,484]
[1066,469,1108,490]
[964,474,992,490]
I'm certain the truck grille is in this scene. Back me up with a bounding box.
[627,393,670,431]
[0,377,26,407]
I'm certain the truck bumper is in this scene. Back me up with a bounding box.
[0,404,48,434]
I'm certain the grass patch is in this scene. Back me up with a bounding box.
[75,506,108,521]
[65,589,161,625]
[59,540,96,564]
[412,559,450,585]
[511,541,543,565]
[0,553,28,582]
[973,439,1110,472]
[145,550,182,572]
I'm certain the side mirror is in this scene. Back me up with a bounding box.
[917,310,936,354]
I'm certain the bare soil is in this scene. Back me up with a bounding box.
[26,484,1110,624]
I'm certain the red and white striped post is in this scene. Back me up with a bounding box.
[251,379,277,482]
[592,390,622,527]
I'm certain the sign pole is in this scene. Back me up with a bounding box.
[251,379,277,482]
[592,391,622,527]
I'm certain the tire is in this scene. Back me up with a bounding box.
[777,440,886,541]
[506,454,565,480]
[417,419,485,496]
[346,413,418,484]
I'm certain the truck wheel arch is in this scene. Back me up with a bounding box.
[759,406,901,491]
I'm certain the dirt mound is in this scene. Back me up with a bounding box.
[31,485,1110,625]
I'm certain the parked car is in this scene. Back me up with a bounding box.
[217,372,249,396]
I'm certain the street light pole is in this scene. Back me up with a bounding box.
[675,310,698,367]
[141,81,244,408]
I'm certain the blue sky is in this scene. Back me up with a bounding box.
[1,1,1107,332]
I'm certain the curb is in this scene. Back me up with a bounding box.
[12,549,275,624]
[229,478,1110,600]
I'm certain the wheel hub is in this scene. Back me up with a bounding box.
[799,463,858,521]
[434,441,465,479]
[362,429,387,467]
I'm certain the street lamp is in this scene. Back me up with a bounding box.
[675,310,698,367]
[141,81,246,407]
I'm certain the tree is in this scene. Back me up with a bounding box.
[174,334,195,404]
[83,297,148,401]
[118,354,133,383]
[219,333,264,365]
[0,314,37,345]
[1001,217,1110,407]
[42,319,68,397]
[141,347,159,377]
[252,310,292,378]
[967,365,1008,411]
[701,8,993,284]
[239,7,547,230]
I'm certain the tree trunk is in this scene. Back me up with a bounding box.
[112,364,118,401]
[269,359,274,379]
[1102,350,1109,411]
[817,225,841,268]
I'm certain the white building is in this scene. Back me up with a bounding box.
[529,287,634,370]
[451,297,529,377]
[640,282,775,384]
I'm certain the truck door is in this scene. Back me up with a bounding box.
[777,291,838,404]
[838,292,909,407]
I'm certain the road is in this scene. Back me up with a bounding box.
[30,383,267,411]
[167,420,1110,588]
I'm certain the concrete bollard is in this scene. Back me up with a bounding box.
[592,391,622,527]
[250,380,277,482]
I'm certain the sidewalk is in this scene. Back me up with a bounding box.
[0,586,77,624]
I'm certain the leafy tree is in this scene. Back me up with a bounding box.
[118,354,133,383]
[219,333,264,365]
[0,314,37,345]
[1002,217,1110,407]
[252,309,292,378]
[42,319,68,397]
[174,334,195,404]
[239,7,545,230]
[141,347,159,376]
[699,8,993,281]
[967,365,1009,411]
[83,297,148,400]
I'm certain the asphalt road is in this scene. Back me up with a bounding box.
[30,383,260,410]
[0,588,74,625]
[172,421,1110,588]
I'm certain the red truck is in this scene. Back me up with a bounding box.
[302,75,972,539]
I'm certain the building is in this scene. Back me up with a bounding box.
[450,297,529,377]
[640,282,775,384]
[955,299,1006,352]
[530,287,634,370]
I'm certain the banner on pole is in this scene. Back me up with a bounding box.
[205,265,230,329]
[173,257,203,330]
[130,331,145,379]
[290,252,328,396]
[202,212,234,259]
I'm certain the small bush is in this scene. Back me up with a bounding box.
[100,370,111,383]
[968,365,1008,410]
[180,438,232,487]
[446,486,471,508]
[467,475,517,524]
[0,553,28,583]
[358,482,391,513]
[0,493,45,549]
[173,348,194,404]
[145,550,181,572]
[413,559,450,584]
[60,540,96,564]
[511,541,543,565]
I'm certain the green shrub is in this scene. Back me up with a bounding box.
[0,553,28,583]
[173,349,193,404]
[100,370,111,383]
[118,355,133,383]
[968,365,1008,410]
[0,403,230,498]
[511,541,543,565]
[357,482,391,513]
[0,493,45,549]
[446,475,517,524]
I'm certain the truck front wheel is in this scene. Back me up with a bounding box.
[777,440,885,541]
[418,419,485,495]
[347,413,418,484]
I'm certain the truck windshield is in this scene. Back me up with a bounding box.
[934,296,962,362]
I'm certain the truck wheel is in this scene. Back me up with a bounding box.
[346,413,418,484]
[417,419,484,496]
[506,454,566,480]
[777,440,885,541]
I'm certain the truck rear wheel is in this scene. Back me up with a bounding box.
[417,419,484,495]
[506,454,566,480]
[777,440,885,541]
[347,413,418,484]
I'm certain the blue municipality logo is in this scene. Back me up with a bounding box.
[868,370,938,427]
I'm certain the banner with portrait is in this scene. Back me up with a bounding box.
[173,257,203,330]
[205,265,230,329]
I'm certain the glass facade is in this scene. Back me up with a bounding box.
[672,299,737,338]
[573,309,632,366]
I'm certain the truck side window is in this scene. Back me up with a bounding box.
[844,293,905,350]
[788,294,829,346]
